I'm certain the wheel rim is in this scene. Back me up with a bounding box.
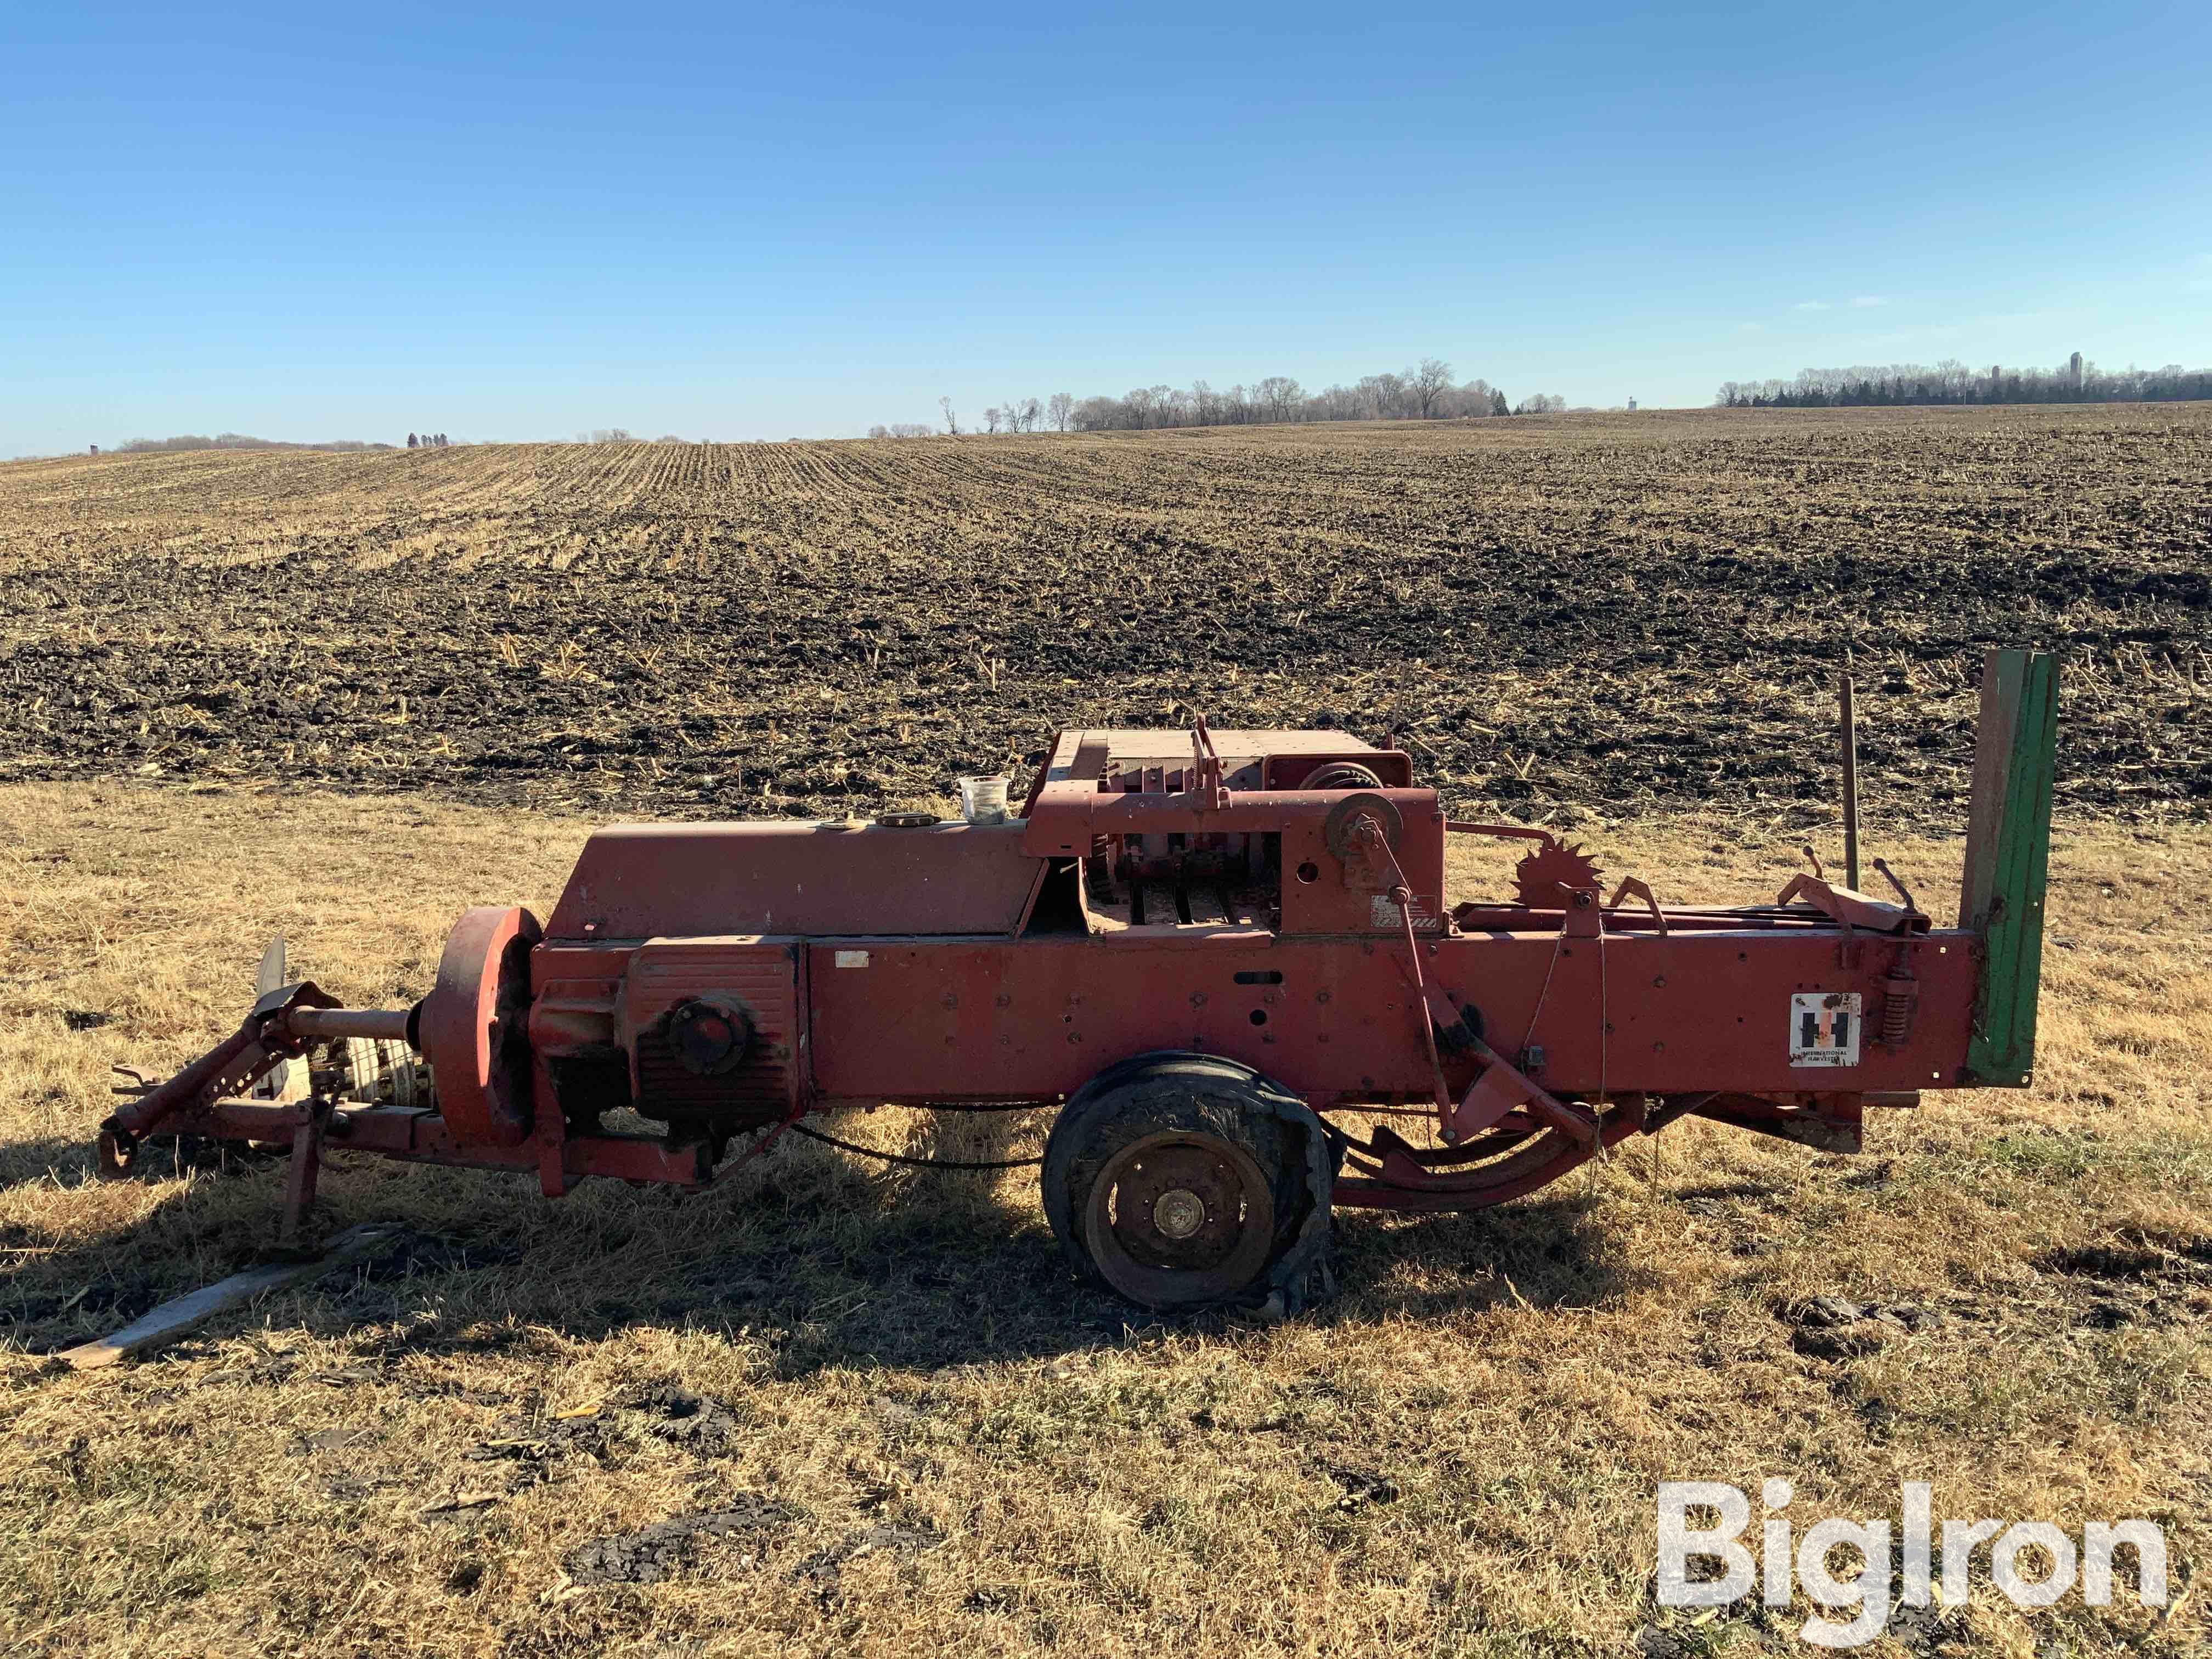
[1081,1130,1277,1308]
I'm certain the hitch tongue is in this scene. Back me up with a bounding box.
[96,980,348,1177]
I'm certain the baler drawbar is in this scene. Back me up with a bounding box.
[99,650,2058,1313]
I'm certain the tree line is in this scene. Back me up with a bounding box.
[114,433,393,453]
[872,360,1570,438]
[1717,357,2212,409]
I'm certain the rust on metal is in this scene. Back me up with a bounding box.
[1082,1130,1276,1307]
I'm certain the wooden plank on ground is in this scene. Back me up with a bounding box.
[56,1223,405,1371]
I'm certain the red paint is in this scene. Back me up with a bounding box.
[106,722,1991,1220]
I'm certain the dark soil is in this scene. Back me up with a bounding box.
[562,1494,800,1585]
[3,406,2205,828]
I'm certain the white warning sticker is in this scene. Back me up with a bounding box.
[1370,893,1439,929]
[833,950,871,968]
[1790,992,1861,1066]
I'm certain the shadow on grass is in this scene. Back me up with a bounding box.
[1,1122,1641,1373]
[0,1132,286,1191]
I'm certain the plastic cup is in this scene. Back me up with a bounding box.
[958,775,1010,824]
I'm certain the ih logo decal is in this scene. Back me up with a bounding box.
[1790,992,1861,1067]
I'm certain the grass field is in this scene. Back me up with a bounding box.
[2,409,2208,1656]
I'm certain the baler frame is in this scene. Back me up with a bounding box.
[98,650,2059,1306]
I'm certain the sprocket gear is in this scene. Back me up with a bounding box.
[1513,840,1602,907]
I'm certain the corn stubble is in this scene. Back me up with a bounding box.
[0,407,2204,827]
[0,408,2207,1655]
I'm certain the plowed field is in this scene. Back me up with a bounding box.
[4,405,2207,828]
[4,409,2210,1655]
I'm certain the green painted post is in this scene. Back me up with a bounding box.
[1961,648,2059,1086]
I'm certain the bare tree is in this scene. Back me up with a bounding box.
[939,397,959,436]
[1039,362,1521,431]
[983,406,1003,435]
[1311,384,1359,422]
[1256,376,1304,422]
[1412,358,1453,419]
[1356,374,1403,419]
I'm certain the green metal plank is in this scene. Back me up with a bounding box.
[1965,650,2058,1086]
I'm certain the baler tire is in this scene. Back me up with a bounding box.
[1042,1052,1338,1315]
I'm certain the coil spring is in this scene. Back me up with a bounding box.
[1881,973,1914,1045]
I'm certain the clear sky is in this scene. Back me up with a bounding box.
[4,2,2207,454]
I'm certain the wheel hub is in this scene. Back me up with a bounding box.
[1152,1187,1205,1239]
[1082,1130,1277,1307]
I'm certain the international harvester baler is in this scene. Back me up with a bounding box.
[99,650,2058,1313]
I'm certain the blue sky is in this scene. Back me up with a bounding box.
[3,2,2207,453]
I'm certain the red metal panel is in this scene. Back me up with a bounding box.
[809,934,1447,1102]
[804,928,1981,1104]
[623,938,805,1119]
[1277,800,1447,935]
[1430,929,1981,1095]
[544,821,1043,940]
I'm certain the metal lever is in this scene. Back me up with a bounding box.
[1872,857,1920,914]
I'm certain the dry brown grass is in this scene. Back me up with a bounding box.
[1,782,2206,1656]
